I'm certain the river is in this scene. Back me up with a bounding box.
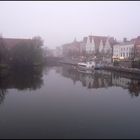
[0,64,140,139]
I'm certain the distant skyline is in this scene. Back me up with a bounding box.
[0,1,140,48]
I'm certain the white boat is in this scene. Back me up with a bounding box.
[77,60,96,71]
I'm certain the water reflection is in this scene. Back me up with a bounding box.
[0,67,44,104]
[56,65,140,97]
[0,89,6,105]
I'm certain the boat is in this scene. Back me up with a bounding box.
[77,60,96,73]
[95,63,105,70]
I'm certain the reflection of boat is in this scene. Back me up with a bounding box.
[77,68,94,74]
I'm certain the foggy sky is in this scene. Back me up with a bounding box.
[0,1,140,48]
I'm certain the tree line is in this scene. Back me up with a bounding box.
[0,36,44,68]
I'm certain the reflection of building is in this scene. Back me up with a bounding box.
[56,65,113,89]
[55,65,140,97]
[79,74,94,88]
[112,74,131,88]
[111,72,140,97]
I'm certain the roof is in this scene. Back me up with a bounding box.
[0,38,32,49]
[134,36,140,46]
[83,35,115,48]
[119,41,134,46]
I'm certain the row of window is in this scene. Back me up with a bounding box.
[114,48,132,52]
[120,52,131,57]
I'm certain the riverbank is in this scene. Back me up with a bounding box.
[103,65,140,74]
[59,59,140,75]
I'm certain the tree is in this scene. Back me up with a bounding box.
[0,36,8,64]
[32,36,43,48]
[10,37,44,67]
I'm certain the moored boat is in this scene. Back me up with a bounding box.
[77,60,95,74]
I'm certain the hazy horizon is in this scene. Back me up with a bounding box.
[0,1,140,48]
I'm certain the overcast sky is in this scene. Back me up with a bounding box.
[0,1,140,48]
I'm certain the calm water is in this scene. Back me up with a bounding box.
[0,65,140,139]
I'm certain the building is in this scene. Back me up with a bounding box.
[113,38,135,61]
[55,46,63,57]
[84,35,115,54]
[0,37,32,50]
[134,36,140,61]
[62,38,81,58]
[81,35,115,63]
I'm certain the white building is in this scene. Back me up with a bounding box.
[113,41,134,60]
[84,35,114,55]
[85,36,96,53]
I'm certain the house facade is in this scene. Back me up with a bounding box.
[62,38,81,58]
[113,40,135,61]
[84,36,114,53]
[82,35,115,63]
[134,36,140,61]
[0,38,32,50]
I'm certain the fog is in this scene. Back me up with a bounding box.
[0,1,140,48]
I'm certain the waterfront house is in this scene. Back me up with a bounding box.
[113,38,135,61]
[62,38,81,58]
[134,36,140,61]
[83,35,115,63]
[0,38,32,50]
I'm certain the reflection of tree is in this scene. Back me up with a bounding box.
[61,65,80,85]
[112,71,140,97]
[0,89,6,105]
[128,80,140,97]
[0,66,44,105]
[9,67,44,90]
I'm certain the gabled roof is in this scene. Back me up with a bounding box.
[83,35,115,48]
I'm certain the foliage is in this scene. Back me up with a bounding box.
[0,36,8,64]
[9,36,44,67]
